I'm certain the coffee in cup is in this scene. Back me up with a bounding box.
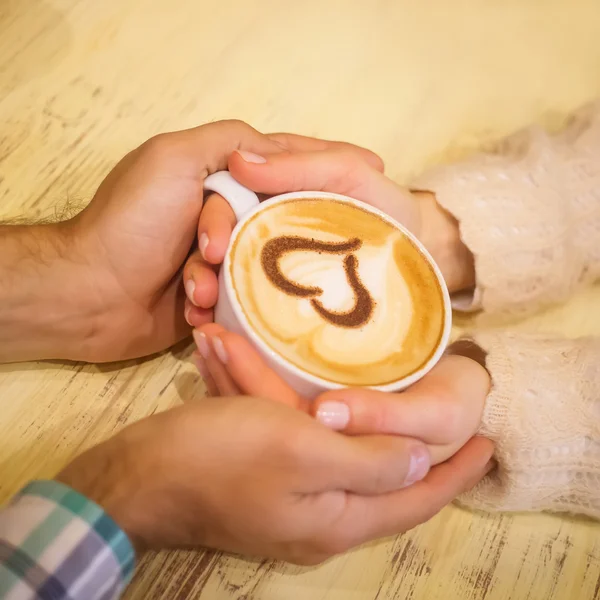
[203,172,451,397]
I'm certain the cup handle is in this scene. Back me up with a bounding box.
[203,171,260,222]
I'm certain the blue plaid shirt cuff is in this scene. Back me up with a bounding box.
[0,480,135,600]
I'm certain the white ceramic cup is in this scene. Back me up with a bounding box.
[203,171,452,398]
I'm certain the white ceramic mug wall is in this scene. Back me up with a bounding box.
[203,171,452,398]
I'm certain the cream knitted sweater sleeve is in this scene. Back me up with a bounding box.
[459,332,600,518]
[414,102,600,317]
[412,103,600,518]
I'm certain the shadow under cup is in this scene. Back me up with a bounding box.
[212,190,452,400]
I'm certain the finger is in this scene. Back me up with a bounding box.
[193,328,241,396]
[328,436,494,547]
[196,140,383,267]
[165,121,383,178]
[184,298,214,328]
[228,148,419,232]
[310,433,431,495]
[195,324,305,410]
[197,193,237,265]
[313,355,490,446]
[388,435,494,513]
[266,133,384,172]
[194,134,381,265]
[191,351,219,397]
[147,120,290,181]
[183,250,219,309]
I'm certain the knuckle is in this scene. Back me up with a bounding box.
[370,152,385,172]
[362,437,407,490]
[328,149,369,194]
[335,147,367,171]
[362,453,393,491]
[219,118,253,134]
[377,397,400,432]
[425,383,464,440]
[140,133,176,162]
[265,132,289,150]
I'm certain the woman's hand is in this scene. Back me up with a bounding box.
[314,352,490,465]
[193,324,491,467]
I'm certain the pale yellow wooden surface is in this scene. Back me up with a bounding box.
[2,1,600,598]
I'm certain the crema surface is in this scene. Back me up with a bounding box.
[230,198,445,386]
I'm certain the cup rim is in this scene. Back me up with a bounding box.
[222,190,452,392]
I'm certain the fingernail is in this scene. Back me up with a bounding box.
[184,304,193,326]
[193,331,210,359]
[236,150,267,164]
[315,401,350,430]
[404,446,430,486]
[199,233,209,260]
[185,279,197,306]
[212,336,228,364]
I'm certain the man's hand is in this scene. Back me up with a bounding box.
[57,395,493,565]
[0,120,382,363]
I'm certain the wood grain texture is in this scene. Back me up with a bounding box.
[1,0,600,598]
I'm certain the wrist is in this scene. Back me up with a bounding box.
[0,221,101,362]
[413,191,475,294]
[56,436,146,555]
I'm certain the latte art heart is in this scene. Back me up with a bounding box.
[260,235,374,328]
[229,198,446,386]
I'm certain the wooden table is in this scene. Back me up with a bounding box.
[2,1,600,598]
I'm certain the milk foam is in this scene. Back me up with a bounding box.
[230,198,445,386]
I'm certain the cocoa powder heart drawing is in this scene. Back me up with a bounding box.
[260,235,374,328]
